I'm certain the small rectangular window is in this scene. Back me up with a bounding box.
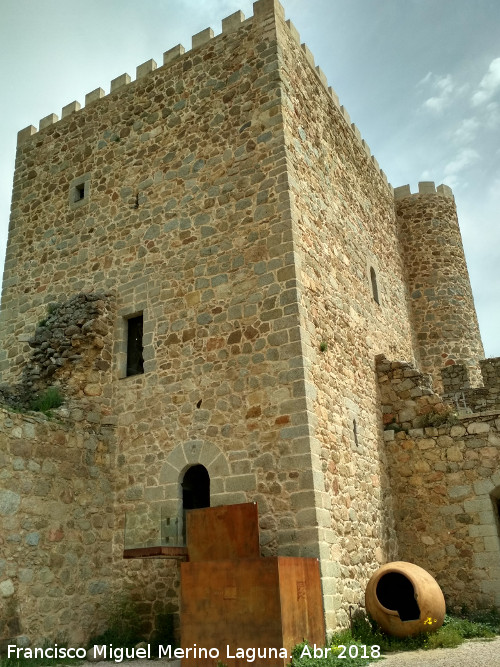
[126,315,144,377]
[74,183,85,202]
[69,173,90,208]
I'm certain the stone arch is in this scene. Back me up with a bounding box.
[159,440,231,520]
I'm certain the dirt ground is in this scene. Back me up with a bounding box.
[377,635,500,666]
[83,636,500,665]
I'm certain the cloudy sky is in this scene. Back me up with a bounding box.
[1,0,499,357]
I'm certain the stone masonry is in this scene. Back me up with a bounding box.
[1,0,498,650]
[378,356,500,609]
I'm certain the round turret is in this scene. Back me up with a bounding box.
[395,181,484,391]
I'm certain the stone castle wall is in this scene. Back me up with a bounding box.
[0,294,181,648]
[277,15,416,628]
[378,357,500,609]
[0,0,350,638]
[0,0,495,646]
[442,357,500,414]
[395,185,484,392]
[0,408,114,648]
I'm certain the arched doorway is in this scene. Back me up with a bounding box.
[181,465,210,541]
[182,464,210,510]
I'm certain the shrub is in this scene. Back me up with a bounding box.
[29,387,64,414]
[425,625,462,649]
[467,607,500,633]
[87,595,143,649]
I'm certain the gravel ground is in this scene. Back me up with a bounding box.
[82,637,500,666]
[378,636,500,666]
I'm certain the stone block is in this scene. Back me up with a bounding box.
[315,65,327,86]
[163,44,185,65]
[467,422,490,434]
[465,498,494,513]
[448,485,471,499]
[183,440,203,463]
[222,10,245,33]
[136,59,157,79]
[328,87,340,107]
[211,492,247,507]
[473,480,495,495]
[17,125,37,145]
[394,185,411,199]
[340,106,351,125]
[225,474,257,492]
[351,123,361,141]
[39,113,58,130]
[0,579,14,598]
[483,536,500,552]
[286,19,300,45]
[210,453,230,476]
[437,184,453,198]
[475,552,500,568]
[165,447,187,472]
[85,87,105,105]
[300,43,315,67]
[192,28,214,50]
[110,73,131,93]
[253,0,285,21]
[61,101,81,118]
[0,489,20,516]
[418,181,436,194]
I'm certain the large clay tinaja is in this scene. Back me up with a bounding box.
[365,561,446,637]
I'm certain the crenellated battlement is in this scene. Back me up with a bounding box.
[441,358,500,413]
[16,0,390,189]
[393,181,454,200]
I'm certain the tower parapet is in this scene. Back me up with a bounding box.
[395,181,484,391]
[442,357,500,413]
[15,0,391,186]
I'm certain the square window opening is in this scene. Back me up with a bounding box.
[74,182,86,203]
[126,315,144,377]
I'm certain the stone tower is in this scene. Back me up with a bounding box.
[0,0,494,649]
[395,182,484,391]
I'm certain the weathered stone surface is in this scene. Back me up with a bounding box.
[0,579,15,597]
[378,357,500,610]
[0,0,497,647]
[0,490,20,515]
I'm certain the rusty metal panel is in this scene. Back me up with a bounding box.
[181,558,285,667]
[181,557,325,667]
[186,502,260,562]
[277,557,326,649]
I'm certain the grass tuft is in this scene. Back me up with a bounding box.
[29,387,64,415]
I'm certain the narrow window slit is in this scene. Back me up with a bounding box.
[370,267,380,304]
[126,314,144,377]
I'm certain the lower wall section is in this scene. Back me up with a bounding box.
[378,357,500,609]
[0,407,114,648]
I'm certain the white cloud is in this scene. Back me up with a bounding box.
[418,71,432,86]
[454,117,479,144]
[484,101,500,129]
[442,148,480,187]
[471,57,500,106]
[421,73,455,113]
[488,176,500,203]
